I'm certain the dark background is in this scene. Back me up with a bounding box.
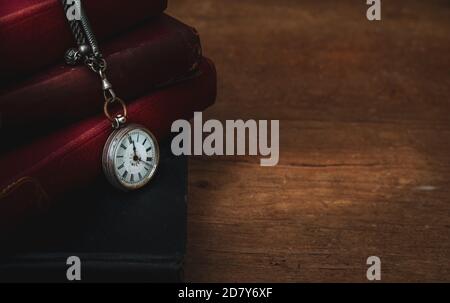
[168,0,450,282]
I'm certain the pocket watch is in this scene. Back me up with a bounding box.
[103,124,160,191]
[62,0,160,190]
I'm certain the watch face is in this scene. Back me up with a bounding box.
[103,124,159,190]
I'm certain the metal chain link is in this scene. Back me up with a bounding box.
[61,0,86,46]
[60,0,127,129]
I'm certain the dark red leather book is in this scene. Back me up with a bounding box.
[0,14,202,150]
[0,57,216,233]
[0,0,167,84]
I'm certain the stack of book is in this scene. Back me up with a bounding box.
[0,0,216,281]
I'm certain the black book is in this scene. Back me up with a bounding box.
[0,138,187,282]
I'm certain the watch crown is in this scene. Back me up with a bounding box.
[112,114,127,129]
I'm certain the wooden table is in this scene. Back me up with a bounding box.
[168,0,450,282]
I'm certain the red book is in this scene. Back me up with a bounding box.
[0,57,217,233]
[0,0,167,84]
[0,14,202,150]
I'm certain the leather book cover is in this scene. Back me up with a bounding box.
[0,0,168,84]
[0,58,217,234]
[0,14,202,150]
[0,138,187,282]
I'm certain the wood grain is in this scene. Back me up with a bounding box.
[168,0,450,282]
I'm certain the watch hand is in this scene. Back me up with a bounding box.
[129,136,139,161]
[129,136,136,154]
[138,157,152,165]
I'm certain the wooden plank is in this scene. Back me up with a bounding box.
[185,122,450,282]
[168,0,450,282]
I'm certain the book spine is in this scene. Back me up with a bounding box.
[0,58,217,234]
